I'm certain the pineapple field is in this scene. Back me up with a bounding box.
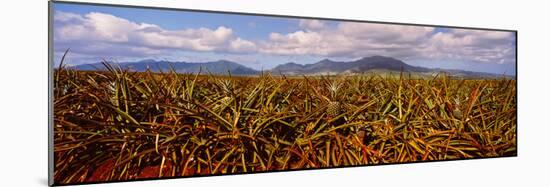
[53,62,517,184]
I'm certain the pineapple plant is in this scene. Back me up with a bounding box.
[213,79,233,111]
[452,98,463,119]
[326,80,343,117]
[106,80,119,107]
[53,66,517,183]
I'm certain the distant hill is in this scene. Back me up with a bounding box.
[271,56,510,78]
[71,56,511,78]
[271,56,431,75]
[72,59,259,75]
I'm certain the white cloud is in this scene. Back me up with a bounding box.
[260,21,514,64]
[422,29,515,64]
[54,10,257,63]
[131,26,234,51]
[338,22,434,43]
[53,11,85,22]
[299,19,325,30]
[259,22,434,58]
[229,38,257,53]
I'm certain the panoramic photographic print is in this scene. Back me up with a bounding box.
[50,2,517,185]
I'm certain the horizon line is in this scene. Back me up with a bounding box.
[58,55,515,76]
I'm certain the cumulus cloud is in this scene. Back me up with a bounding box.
[131,26,234,51]
[259,22,435,58]
[338,22,434,43]
[298,19,325,30]
[421,29,515,64]
[260,21,515,64]
[54,11,257,64]
[229,38,257,53]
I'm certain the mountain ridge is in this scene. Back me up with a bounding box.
[72,59,259,75]
[71,56,510,78]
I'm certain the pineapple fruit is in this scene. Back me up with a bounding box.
[326,80,343,117]
[327,101,342,117]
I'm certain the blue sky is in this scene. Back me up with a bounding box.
[53,3,516,75]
